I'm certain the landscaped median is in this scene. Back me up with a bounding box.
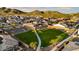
[15,29,69,50]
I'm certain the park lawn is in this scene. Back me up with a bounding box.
[37,29,69,47]
[15,29,69,48]
[15,31,38,48]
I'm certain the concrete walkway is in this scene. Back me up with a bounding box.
[33,27,41,51]
[34,29,41,51]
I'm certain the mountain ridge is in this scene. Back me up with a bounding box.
[0,7,79,18]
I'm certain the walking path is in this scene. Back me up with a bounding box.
[33,27,41,51]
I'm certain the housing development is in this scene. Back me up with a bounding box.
[0,7,79,51]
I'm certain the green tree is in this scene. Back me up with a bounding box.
[29,42,37,49]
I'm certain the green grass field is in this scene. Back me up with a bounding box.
[15,31,38,49]
[37,29,68,47]
[15,29,69,48]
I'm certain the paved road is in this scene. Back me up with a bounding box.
[51,29,78,51]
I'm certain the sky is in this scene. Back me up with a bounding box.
[10,7,79,14]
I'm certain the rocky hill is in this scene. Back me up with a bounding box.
[0,7,79,18]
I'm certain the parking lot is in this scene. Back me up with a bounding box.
[9,28,27,35]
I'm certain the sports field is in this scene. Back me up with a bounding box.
[15,29,68,48]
